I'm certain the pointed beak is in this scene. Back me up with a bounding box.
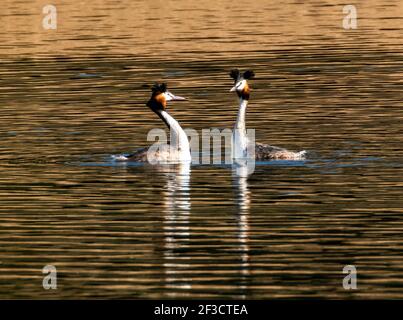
[230,86,237,92]
[171,94,187,101]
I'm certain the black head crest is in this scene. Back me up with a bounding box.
[229,69,240,81]
[151,83,167,93]
[147,83,168,110]
[243,70,255,80]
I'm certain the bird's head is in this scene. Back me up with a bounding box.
[146,83,186,112]
[229,69,255,100]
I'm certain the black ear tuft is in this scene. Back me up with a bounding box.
[243,70,255,80]
[151,83,168,93]
[230,69,240,81]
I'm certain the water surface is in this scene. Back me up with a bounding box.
[0,0,402,298]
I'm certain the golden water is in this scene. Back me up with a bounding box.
[0,0,402,298]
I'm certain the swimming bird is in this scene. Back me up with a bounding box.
[115,83,191,163]
[230,69,306,160]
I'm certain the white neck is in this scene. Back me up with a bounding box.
[232,99,249,158]
[160,110,191,161]
[235,98,248,130]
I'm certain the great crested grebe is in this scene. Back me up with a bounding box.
[230,69,306,161]
[115,83,191,163]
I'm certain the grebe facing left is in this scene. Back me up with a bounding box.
[230,69,306,161]
[115,83,191,163]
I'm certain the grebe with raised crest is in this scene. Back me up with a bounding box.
[230,69,306,161]
[114,83,191,163]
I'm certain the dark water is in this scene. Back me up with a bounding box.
[0,0,402,298]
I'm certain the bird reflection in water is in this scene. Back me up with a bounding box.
[161,162,192,295]
[232,160,253,297]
